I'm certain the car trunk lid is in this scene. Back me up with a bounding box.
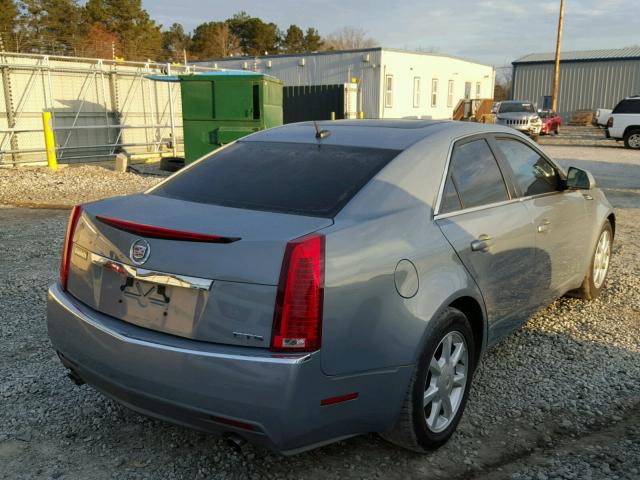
[66,194,332,347]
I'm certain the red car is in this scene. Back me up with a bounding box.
[539,111,562,135]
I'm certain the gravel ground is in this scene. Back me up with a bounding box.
[538,125,618,147]
[0,165,162,208]
[0,143,639,479]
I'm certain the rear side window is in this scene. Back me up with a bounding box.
[151,141,400,217]
[613,99,640,114]
[496,139,561,196]
[447,139,509,209]
[439,178,462,214]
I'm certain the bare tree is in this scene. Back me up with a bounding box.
[323,26,377,50]
[212,23,241,57]
[191,21,241,59]
[494,66,512,102]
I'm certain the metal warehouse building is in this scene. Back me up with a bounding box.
[512,47,640,120]
[198,48,495,120]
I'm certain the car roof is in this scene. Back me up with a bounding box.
[241,120,513,150]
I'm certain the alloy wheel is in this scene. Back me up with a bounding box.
[628,133,640,149]
[593,229,611,289]
[423,331,468,433]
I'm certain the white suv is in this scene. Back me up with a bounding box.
[607,96,640,149]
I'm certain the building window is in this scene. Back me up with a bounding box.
[431,79,438,107]
[447,80,455,108]
[413,77,421,108]
[385,75,393,108]
[476,82,481,99]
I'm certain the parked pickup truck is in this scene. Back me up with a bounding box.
[593,108,612,128]
[607,96,640,149]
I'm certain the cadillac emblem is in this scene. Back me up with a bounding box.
[130,239,151,265]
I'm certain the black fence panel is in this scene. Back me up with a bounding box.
[283,85,345,124]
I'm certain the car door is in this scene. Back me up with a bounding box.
[435,136,537,343]
[490,135,590,302]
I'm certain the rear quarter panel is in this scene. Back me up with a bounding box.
[320,130,487,376]
[609,115,635,138]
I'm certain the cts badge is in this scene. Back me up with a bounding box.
[130,239,151,265]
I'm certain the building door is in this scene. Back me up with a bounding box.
[464,82,472,100]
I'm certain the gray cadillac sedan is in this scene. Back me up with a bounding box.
[47,120,614,454]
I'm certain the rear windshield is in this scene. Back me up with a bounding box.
[151,141,401,217]
[613,99,640,114]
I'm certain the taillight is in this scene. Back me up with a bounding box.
[270,233,325,352]
[60,205,82,291]
[607,117,614,128]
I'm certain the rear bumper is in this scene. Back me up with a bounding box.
[521,125,541,136]
[47,283,412,454]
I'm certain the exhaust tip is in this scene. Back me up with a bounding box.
[224,433,249,454]
[66,370,85,386]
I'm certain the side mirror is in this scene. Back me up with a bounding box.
[566,167,596,190]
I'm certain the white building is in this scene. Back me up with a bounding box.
[197,48,495,120]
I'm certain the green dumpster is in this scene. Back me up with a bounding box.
[148,71,283,164]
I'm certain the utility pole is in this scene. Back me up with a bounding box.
[552,0,565,112]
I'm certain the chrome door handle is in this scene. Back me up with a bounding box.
[582,193,594,201]
[471,234,492,252]
[537,220,551,233]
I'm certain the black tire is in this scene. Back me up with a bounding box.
[380,307,476,452]
[623,128,640,149]
[569,220,613,300]
[160,156,185,172]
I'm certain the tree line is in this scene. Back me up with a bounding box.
[0,0,377,62]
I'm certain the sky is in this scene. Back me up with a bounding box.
[145,0,639,67]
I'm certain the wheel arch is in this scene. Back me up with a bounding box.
[623,125,640,139]
[607,212,616,238]
[448,296,486,365]
[414,290,488,366]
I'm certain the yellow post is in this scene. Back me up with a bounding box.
[359,111,364,120]
[41,111,57,169]
[330,111,336,121]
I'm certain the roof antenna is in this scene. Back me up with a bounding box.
[314,121,331,140]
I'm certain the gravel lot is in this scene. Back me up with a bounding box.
[0,165,162,208]
[0,137,638,479]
